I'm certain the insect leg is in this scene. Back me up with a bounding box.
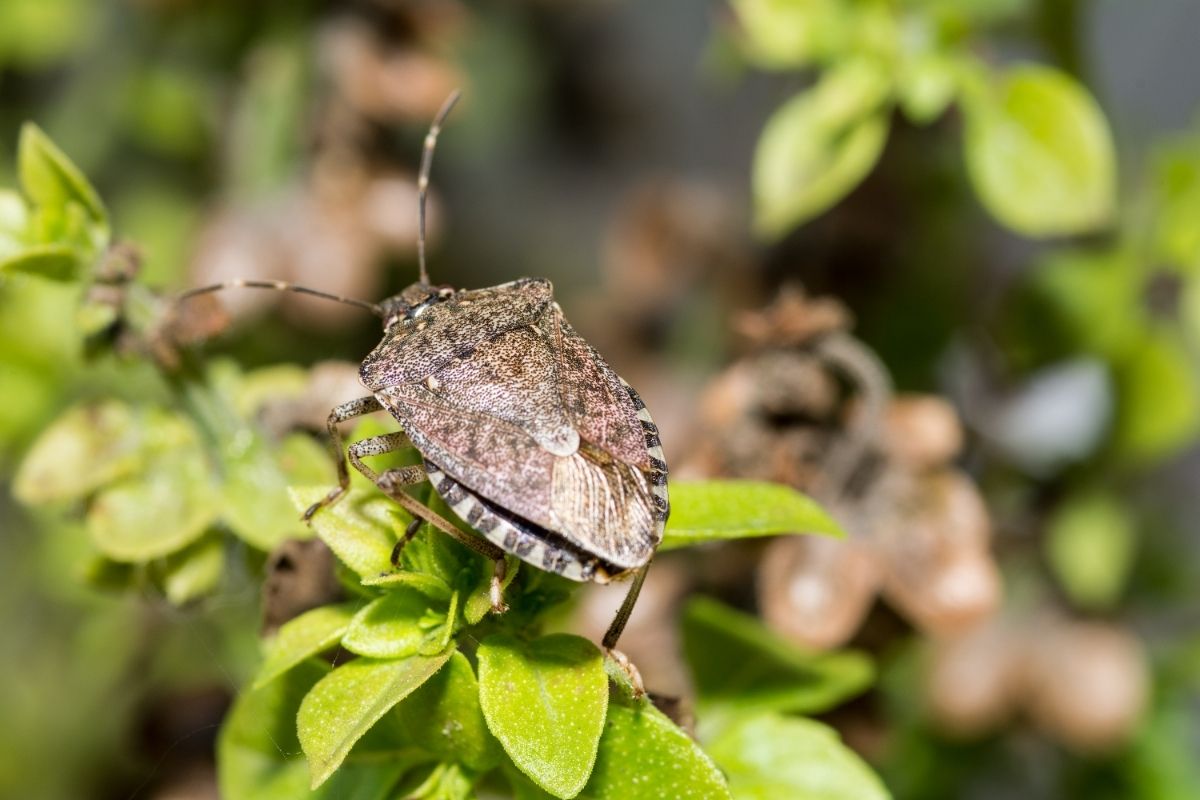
[382,483,512,614]
[342,432,509,612]
[392,518,424,567]
[343,434,508,562]
[302,395,385,521]
[601,564,651,698]
[489,557,509,615]
[347,431,419,486]
[384,484,507,559]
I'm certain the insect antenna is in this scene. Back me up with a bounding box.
[417,89,462,286]
[178,279,384,317]
[177,91,462,314]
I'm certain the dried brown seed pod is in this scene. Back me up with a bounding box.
[875,470,1001,635]
[276,190,379,327]
[147,291,231,370]
[361,174,421,250]
[695,360,762,429]
[883,394,964,472]
[733,284,853,348]
[696,417,835,488]
[189,207,284,319]
[748,351,841,422]
[926,622,1023,737]
[1023,620,1148,752]
[758,534,881,650]
[690,350,839,488]
[686,285,998,648]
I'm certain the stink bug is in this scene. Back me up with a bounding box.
[180,92,668,673]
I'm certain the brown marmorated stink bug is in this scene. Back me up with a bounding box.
[180,92,669,681]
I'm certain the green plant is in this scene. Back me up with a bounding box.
[731,0,1116,238]
[5,126,892,798]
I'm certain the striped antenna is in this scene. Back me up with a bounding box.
[178,279,384,317]
[417,89,462,285]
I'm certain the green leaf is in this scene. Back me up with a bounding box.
[506,766,558,800]
[1151,133,1200,270]
[0,0,101,69]
[159,533,225,605]
[898,52,960,125]
[361,569,454,600]
[297,650,453,788]
[1113,329,1200,460]
[0,243,81,281]
[1045,493,1136,610]
[223,433,324,550]
[753,60,892,236]
[682,597,874,717]
[730,0,847,69]
[25,199,96,260]
[13,401,143,505]
[577,696,732,799]
[477,633,608,799]
[219,659,411,800]
[254,602,361,690]
[280,432,339,486]
[706,713,891,800]
[0,189,29,261]
[394,651,501,771]
[962,64,1115,237]
[234,364,310,417]
[290,486,401,578]
[293,443,486,594]
[400,763,477,800]
[662,480,843,550]
[341,589,448,660]
[86,442,220,562]
[18,122,108,227]
[0,189,29,233]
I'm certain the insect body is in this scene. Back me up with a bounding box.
[180,92,668,664]
[365,278,669,582]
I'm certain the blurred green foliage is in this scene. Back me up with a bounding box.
[736,0,1116,237]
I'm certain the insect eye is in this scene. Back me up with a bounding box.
[437,287,454,299]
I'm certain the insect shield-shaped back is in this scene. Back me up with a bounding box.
[362,277,670,583]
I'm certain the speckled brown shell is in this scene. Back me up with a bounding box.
[360,278,669,581]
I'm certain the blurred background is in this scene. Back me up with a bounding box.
[2,0,1199,798]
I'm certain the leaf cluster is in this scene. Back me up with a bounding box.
[14,365,335,603]
[1,124,110,281]
[217,481,877,798]
[733,0,1116,238]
